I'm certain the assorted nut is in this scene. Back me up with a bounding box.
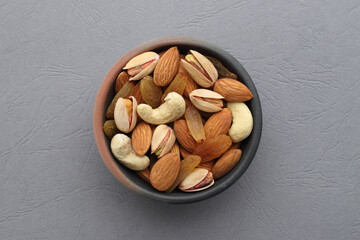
[212,149,242,179]
[150,153,180,191]
[214,78,253,102]
[178,168,214,192]
[131,122,152,156]
[204,108,232,139]
[114,96,137,133]
[173,119,197,152]
[189,89,224,112]
[103,46,254,193]
[181,50,218,88]
[123,51,159,81]
[110,134,149,171]
[153,47,179,86]
[151,125,176,158]
[137,92,185,125]
[227,102,253,143]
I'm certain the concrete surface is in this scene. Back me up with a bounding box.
[1,0,360,239]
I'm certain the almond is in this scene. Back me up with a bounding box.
[167,155,201,193]
[115,71,130,93]
[214,78,253,102]
[136,167,151,183]
[228,142,241,150]
[179,146,191,159]
[173,119,197,152]
[179,64,198,99]
[131,122,152,156]
[161,69,187,102]
[212,149,242,179]
[150,153,180,191]
[204,108,232,139]
[197,160,215,171]
[170,142,180,157]
[153,46,180,86]
[132,82,144,104]
[192,134,232,163]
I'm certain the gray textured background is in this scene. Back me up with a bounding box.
[1,0,360,239]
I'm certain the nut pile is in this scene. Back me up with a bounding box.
[103,46,254,193]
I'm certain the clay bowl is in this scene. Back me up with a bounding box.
[93,36,262,203]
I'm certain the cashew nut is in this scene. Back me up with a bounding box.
[228,102,253,143]
[110,134,150,171]
[136,92,185,125]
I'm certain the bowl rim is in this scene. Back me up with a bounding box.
[93,36,262,203]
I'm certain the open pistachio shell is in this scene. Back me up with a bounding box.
[114,96,138,133]
[190,50,218,82]
[178,168,214,192]
[189,89,224,112]
[180,50,218,88]
[123,52,159,81]
[181,60,212,88]
[123,52,159,69]
[151,125,176,158]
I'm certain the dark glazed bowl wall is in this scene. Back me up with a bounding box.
[93,36,262,203]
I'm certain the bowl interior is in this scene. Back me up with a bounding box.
[97,37,262,203]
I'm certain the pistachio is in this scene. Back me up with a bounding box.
[114,96,138,133]
[123,52,159,81]
[181,50,218,88]
[189,89,224,112]
[151,125,176,158]
[178,168,214,192]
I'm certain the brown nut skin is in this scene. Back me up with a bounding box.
[132,82,144,104]
[115,71,130,93]
[197,160,215,172]
[228,142,241,150]
[170,142,180,157]
[166,155,201,193]
[103,120,120,139]
[179,65,198,99]
[179,146,191,159]
[106,81,135,119]
[192,134,232,163]
[131,122,152,156]
[136,167,151,183]
[173,119,197,152]
[153,46,180,86]
[150,153,180,191]
[212,149,242,179]
[204,108,232,139]
[214,78,253,102]
[161,70,187,102]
